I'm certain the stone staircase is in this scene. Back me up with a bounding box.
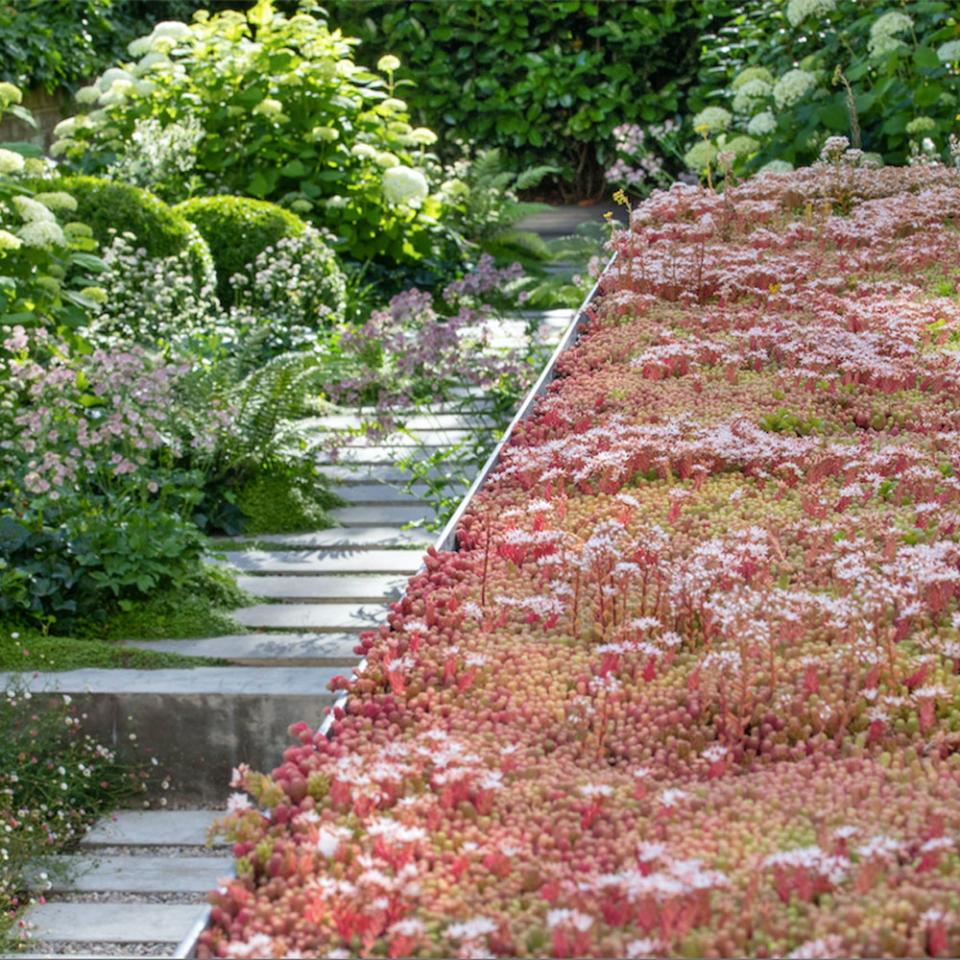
[16,312,575,955]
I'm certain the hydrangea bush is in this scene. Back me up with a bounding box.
[686,0,959,177]
[56,0,456,267]
[204,160,960,958]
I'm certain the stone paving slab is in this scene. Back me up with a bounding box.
[23,902,204,943]
[306,412,500,432]
[211,526,430,548]
[81,810,224,848]
[235,574,408,600]
[318,463,472,485]
[46,855,232,893]
[231,602,389,632]
[336,482,468,504]
[215,548,423,575]
[0,666,342,695]
[125,633,360,666]
[329,504,436,527]
[315,443,448,465]
[309,428,480,447]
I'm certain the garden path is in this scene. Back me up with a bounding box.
[19,303,581,955]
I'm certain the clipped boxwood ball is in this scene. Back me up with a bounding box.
[176,196,305,305]
[43,175,215,293]
[177,195,345,327]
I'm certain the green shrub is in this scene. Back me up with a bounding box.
[686,0,960,175]
[323,0,713,198]
[45,175,214,289]
[177,195,304,302]
[59,0,458,267]
[235,462,346,536]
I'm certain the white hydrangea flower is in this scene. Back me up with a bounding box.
[152,20,192,40]
[868,11,913,58]
[127,36,153,56]
[692,106,732,134]
[773,69,817,109]
[252,98,285,119]
[0,147,25,173]
[375,151,399,168]
[351,142,376,159]
[906,116,936,135]
[732,66,773,90]
[0,229,22,251]
[381,97,407,113]
[732,78,772,113]
[937,40,960,63]
[382,165,428,205]
[760,159,794,173]
[408,127,437,145]
[683,140,717,171]
[135,52,170,75]
[52,117,78,138]
[785,0,836,27]
[33,192,77,213]
[747,111,777,136]
[309,125,338,142]
[75,85,99,105]
[49,138,77,158]
[18,220,66,249]
[377,54,401,72]
[13,195,55,223]
[97,67,134,92]
[725,134,760,157]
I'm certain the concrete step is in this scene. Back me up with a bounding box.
[1,667,343,804]
[124,633,360,667]
[231,602,388,632]
[211,526,431,549]
[235,573,407,601]
[24,901,203,944]
[46,855,232,894]
[306,412,500,432]
[328,504,436,527]
[334,481,467,505]
[315,443,450,464]
[318,463,475,485]
[216,548,424,575]
[312,428,486,447]
[81,809,225,848]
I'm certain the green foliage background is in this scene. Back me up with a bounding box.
[322,0,713,198]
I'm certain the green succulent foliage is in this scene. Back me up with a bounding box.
[688,0,960,173]
[324,0,712,197]
[61,0,458,267]
[176,195,306,304]
[38,174,214,292]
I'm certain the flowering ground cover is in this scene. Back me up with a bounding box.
[203,155,960,959]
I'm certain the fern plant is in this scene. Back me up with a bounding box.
[176,338,342,534]
[444,148,560,261]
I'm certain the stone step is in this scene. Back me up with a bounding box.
[306,412,500,432]
[124,633,360,667]
[231,602,388,632]
[235,573,408,601]
[315,443,449,464]
[81,809,225,848]
[334,482,467,505]
[318,463,475,485]
[328,504,436,527]
[308,428,484,447]
[0,667,343,803]
[215,548,423,575]
[211,526,431,549]
[24,902,203,944]
[46,855,232,894]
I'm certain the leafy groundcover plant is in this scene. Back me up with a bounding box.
[205,155,960,958]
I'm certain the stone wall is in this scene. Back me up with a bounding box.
[0,87,67,149]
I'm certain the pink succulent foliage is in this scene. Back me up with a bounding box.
[201,163,960,959]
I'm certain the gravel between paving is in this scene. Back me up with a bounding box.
[28,941,174,957]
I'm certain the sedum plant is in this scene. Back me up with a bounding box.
[57,0,457,267]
